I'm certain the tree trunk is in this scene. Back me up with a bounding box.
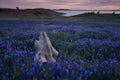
[34,32,58,64]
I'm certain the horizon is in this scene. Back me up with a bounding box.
[0,7,120,11]
[0,0,120,10]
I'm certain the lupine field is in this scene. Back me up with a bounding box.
[0,19,120,80]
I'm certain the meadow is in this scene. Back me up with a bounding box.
[0,18,120,80]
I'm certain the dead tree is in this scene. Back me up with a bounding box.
[34,32,59,64]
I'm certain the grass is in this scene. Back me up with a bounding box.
[0,13,120,80]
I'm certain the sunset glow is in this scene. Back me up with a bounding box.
[0,0,120,10]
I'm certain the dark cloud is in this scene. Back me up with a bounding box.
[0,0,120,10]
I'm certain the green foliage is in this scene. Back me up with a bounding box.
[53,33,71,41]
[23,27,31,31]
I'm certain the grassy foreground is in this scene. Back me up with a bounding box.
[0,14,120,80]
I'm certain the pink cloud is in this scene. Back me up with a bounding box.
[0,0,120,10]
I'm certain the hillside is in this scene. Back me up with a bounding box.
[0,8,63,19]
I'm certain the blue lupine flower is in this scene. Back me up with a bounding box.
[0,20,120,80]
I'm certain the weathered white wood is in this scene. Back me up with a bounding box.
[34,32,58,63]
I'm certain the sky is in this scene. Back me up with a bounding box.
[0,0,120,10]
